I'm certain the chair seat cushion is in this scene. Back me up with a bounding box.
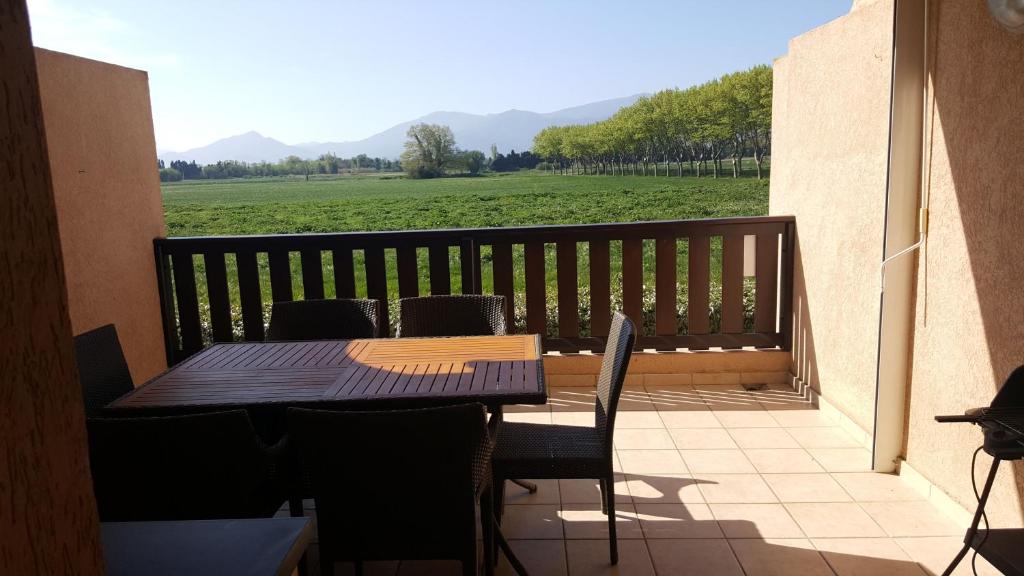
[492,421,608,479]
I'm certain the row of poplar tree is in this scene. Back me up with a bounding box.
[532,65,772,179]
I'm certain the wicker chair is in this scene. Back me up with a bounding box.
[266,298,380,341]
[396,295,506,338]
[287,404,498,576]
[86,410,290,522]
[492,312,635,565]
[74,324,134,416]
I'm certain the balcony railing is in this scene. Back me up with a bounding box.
[154,216,795,365]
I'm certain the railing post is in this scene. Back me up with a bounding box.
[459,237,479,294]
[779,221,796,351]
[153,240,180,366]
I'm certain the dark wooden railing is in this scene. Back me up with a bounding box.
[154,216,795,365]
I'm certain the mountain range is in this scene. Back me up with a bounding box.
[157,94,646,165]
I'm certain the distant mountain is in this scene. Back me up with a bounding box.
[159,131,301,164]
[158,94,646,165]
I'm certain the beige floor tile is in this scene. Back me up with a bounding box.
[646,386,705,411]
[618,388,655,411]
[812,538,926,576]
[859,502,963,537]
[784,503,886,538]
[703,393,763,412]
[832,473,926,502]
[615,411,667,429]
[505,401,552,414]
[729,538,835,576]
[624,473,706,504]
[501,504,564,539]
[895,536,1001,576]
[767,409,837,428]
[710,503,805,538]
[696,473,779,504]
[670,428,738,450]
[614,428,675,449]
[808,448,873,472]
[548,388,596,412]
[647,539,745,576]
[658,410,721,429]
[395,560,461,575]
[551,411,594,426]
[616,449,688,474]
[789,427,863,449]
[558,476,630,504]
[744,448,825,474]
[496,540,567,576]
[504,479,561,505]
[680,449,756,474]
[634,502,723,539]
[504,411,553,424]
[713,410,780,428]
[560,503,644,540]
[762,473,853,503]
[565,539,655,576]
[729,427,800,449]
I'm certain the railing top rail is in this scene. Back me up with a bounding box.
[154,215,795,251]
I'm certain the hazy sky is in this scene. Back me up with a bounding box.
[27,0,851,151]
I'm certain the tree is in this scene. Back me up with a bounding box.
[400,123,456,179]
[460,150,486,175]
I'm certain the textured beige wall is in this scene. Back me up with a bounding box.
[36,49,168,384]
[902,0,1024,526]
[769,0,894,431]
[1,6,104,572]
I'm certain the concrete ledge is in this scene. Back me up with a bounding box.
[543,350,792,387]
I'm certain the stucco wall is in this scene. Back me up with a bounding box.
[36,48,168,384]
[1,9,104,572]
[902,0,1024,526]
[769,0,894,432]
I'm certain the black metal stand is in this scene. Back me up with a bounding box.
[943,457,1024,576]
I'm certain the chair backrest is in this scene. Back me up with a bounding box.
[397,295,506,337]
[74,324,134,416]
[595,312,636,447]
[266,298,379,341]
[86,410,285,521]
[287,403,490,563]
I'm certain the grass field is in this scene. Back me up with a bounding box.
[162,170,770,336]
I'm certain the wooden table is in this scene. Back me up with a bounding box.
[102,517,312,576]
[111,334,546,413]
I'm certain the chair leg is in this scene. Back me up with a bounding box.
[605,474,618,565]
[599,478,608,515]
[510,479,538,494]
[481,487,495,574]
[354,560,364,576]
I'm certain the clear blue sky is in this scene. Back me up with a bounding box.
[27,0,851,151]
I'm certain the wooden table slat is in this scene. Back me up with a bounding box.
[114,335,545,411]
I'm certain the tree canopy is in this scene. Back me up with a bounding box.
[400,123,457,179]
[533,65,772,179]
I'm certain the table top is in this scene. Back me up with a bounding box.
[102,517,312,576]
[111,334,545,411]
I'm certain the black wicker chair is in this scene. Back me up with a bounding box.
[74,324,134,416]
[287,404,498,576]
[266,298,380,341]
[492,311,635,565]
[396,295,506,338]
[86,410,290,522]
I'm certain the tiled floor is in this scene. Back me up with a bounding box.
[291,383,1000,575]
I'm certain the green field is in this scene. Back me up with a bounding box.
[162,170,769,337]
